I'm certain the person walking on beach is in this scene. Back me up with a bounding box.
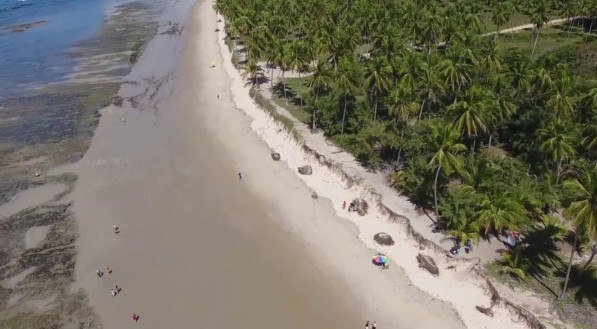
[342,200,346,210]
[238,172,242,180]
[96,269,103,278]
[106,267,112,275]
[113,225,119,234]
[110,288,117,297]
[364,320,370,328]
[371,321,377,329]
[131,313,140,322]
[115,285,121,294]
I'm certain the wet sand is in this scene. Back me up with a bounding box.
[70,1,465,328]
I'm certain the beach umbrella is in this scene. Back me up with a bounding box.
[372,254,388,265]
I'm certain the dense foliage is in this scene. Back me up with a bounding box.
[216,0,597,297]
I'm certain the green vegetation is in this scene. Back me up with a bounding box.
[216,0,597,321]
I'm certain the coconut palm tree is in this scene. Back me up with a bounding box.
[364,57,392,121]
[508,58,533,95]
[492,1,513,41]
[438,48,473,101]
[308,61,334,130]
[417,63,443,120]
[448,85,495,149]
[530,0,550,60]
[500,246,530,282]
[548,73,578,120]
[273,44,291,104]
[287,40,310,106]
[476,193,527,237]
[335,56,360,135]
[561,167,597,297]
[540,120,576,185]
[398,51,425,91]
[446,217,481,247]
[429,124,467,213]
[387,85,419,162]
[242,58,262,88]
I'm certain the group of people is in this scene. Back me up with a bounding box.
[364,320,378,328]
[94,225,139,322]
[96,267,121,297]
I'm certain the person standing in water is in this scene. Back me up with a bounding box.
[238,172,242,180]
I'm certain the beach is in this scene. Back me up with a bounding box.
[0,0,569,328]
[67,0,469,328]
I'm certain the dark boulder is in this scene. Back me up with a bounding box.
[348,198,368,216]
[298,165,312,175]
[374,232,395,246]
[417,254,439,276]
[271,152,281,161]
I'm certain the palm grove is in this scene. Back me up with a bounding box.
[215,0,597,299]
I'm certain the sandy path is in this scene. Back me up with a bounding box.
[69,0,465,328]
[488,18,569,35]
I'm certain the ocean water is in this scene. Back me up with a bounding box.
[0,0,104,99]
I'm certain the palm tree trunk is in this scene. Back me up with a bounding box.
[494,26,500,42]
[282,70,288,105]
[560,232,578,299]
[433,165,441,213]
[270,66,274,88]
[373,95,378,121]
[567,18,574,39]
[312,94,318,131]
[531,30,540,60]
[488,134,493,147]
[341,95,347,135]
[586,19,595,42]
[582,244,597,271]
[418,100,426,120]
[298,70,303,107]
[556,158,563,185]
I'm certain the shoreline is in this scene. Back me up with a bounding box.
[0,2,165,328]
[68,0,467,328]
[214,9,567,329]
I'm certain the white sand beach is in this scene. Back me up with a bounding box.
[68,0,469,328]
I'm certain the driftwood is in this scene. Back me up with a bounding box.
[476,306,494,317]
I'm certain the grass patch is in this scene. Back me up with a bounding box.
[486,257,597,328]
[481,12,533,34]
[249,87,301,140]
[497,24,589,58]
[271,77,312,124]
[284,77,310,95]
